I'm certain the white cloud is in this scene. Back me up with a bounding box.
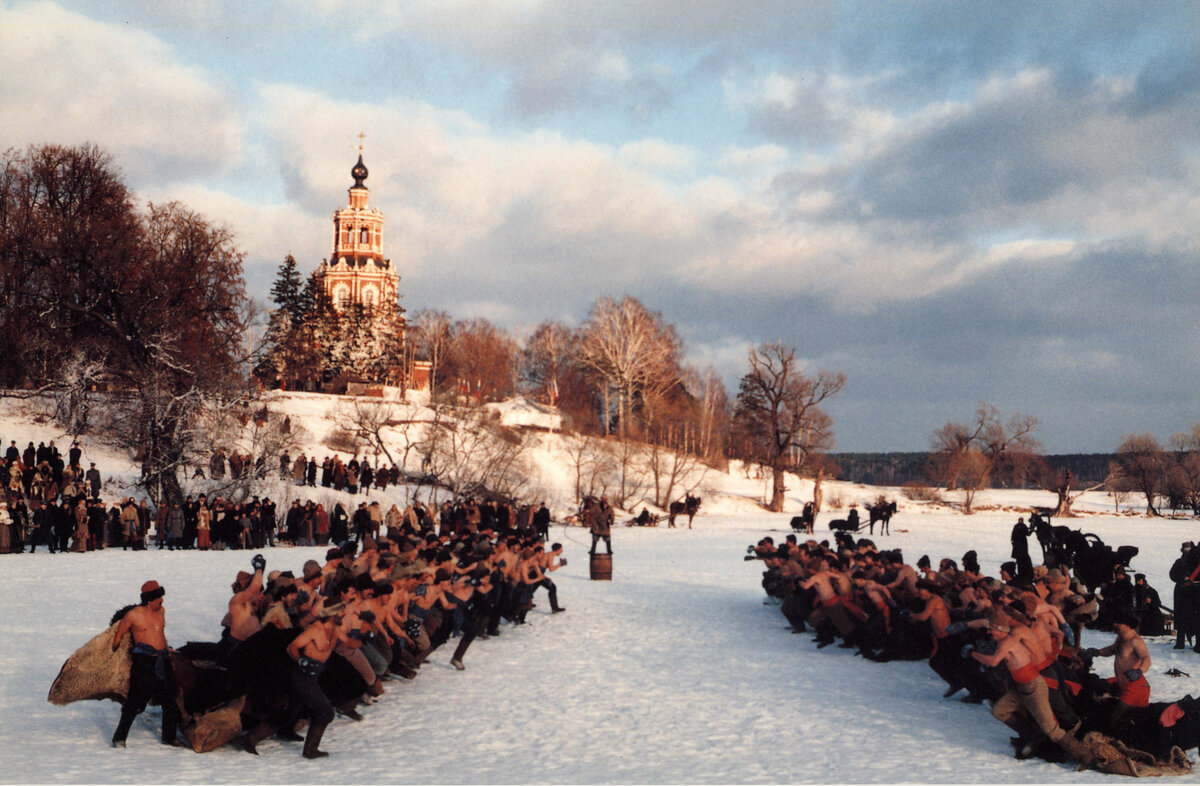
[981,239,1075,266]
[0,1,243,184]
[255,85,705,291]
[617,138,695,172]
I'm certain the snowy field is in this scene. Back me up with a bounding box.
[7,507,1200,784]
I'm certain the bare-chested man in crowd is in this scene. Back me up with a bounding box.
[277,602,349,758]
[885,552,919,597]
[1086,610,1152,723]
[225,554,266,644]
[911,580,951,639]
[800,556,858,645]
[969,611,1093,765]
[111,580,181,748]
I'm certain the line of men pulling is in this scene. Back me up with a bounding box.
[750,529,1179,769]
[109,524,568,758]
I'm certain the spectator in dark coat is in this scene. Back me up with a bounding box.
[1134,573,1168,636]
[1010,517,1034,581]
[1170,542,1200,651]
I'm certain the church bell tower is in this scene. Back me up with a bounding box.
[314,145,399,312]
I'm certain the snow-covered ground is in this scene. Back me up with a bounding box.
[4,391,1200,782]
[7,508,1200,784]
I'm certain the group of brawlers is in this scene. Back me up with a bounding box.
[749,519,1200,771]
[107,523,567,758]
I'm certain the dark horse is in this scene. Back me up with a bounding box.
[867,500,897,536]
[668,495,701,529]
[789,502,816,534]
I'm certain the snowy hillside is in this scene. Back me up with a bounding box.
[0,389,1135,523]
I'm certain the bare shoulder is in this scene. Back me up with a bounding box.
[124,604,151,624]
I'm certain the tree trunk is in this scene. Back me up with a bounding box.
[1051,477,1071,517]
[601,386,611,436]
[1052,491,1072,517]
[770,466,786,512]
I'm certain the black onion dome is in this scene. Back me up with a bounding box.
[351,154,368,188]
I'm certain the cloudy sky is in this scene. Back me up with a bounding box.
[4,1,1199,452]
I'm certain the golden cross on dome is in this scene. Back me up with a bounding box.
[358,132,365,153]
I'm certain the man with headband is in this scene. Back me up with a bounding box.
[110,579,181,748]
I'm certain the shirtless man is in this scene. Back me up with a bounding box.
[330,579,381,705]
[110,580,181,748]
[1087,610,1152,713]
[969,612,1093,764]
[1044,569,1097,648]
[800,557,858,645]
[534,542,567,614]
[852,572,894,629]
[280,602,350,759]
[226,554,266,644]
[885,553,919,598]
[911,580,951,638]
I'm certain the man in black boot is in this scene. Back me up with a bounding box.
[285,602,347,758]
[303,720,330,760]
[813,623,837,648]
[110,580,181,748]
[536,543,567,613]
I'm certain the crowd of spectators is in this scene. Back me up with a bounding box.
[0,438,556,555]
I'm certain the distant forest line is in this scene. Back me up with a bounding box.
[829,453,1113,489]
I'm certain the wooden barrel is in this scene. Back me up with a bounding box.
[590,552,612,581]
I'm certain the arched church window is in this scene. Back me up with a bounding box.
[360,227,369,244]
[333,284,350,308]
[363,287,378,308]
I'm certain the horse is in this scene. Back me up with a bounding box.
[667,495,701,529]
[867,500,897,536]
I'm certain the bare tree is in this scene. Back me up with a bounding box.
[1112,433,1167,516]
[955,449,992,514]
[419,406,533,503]
[1030,459,1107,517]
[45,348,108,440]
[1169,424,1200,516]
[927,403,1040,513]
[577,296,683,438]
[690,366,730,461]
[564,436,595,503]
[441,317,518,402]
[646,439,709,509]
[187,403,308,503]
[412,309,452,396]
[331,397,400,466]
[730,342,846,512]
[520,320,577,406]
[589,436,651,509]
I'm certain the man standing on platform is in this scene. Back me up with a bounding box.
[589,496,614,556]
